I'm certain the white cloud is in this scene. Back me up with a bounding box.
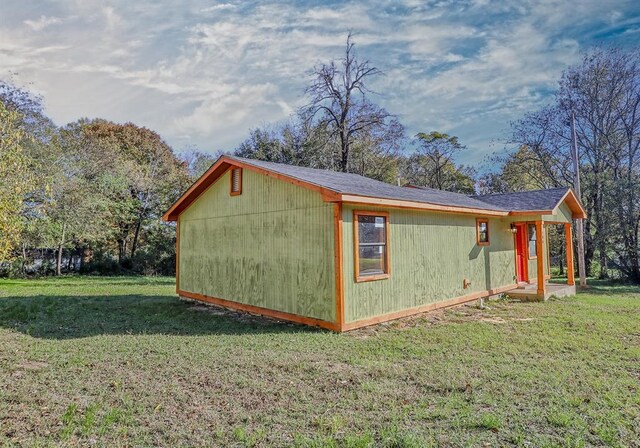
[24,15,62,31]
[3,0,639,160]
[201,3,236,13]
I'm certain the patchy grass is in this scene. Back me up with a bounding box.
[0,276,639,447]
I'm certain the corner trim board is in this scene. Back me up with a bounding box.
[333,203,345,327]
[175,221,180,292]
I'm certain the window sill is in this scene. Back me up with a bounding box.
[477,242,490,246]
[355,273,390,283]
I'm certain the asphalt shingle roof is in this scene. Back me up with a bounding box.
[229,156,571,213]
[471,188,569,212]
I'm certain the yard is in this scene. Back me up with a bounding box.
[0,277,638,447]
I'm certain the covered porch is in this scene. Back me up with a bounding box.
[507,219,578,302]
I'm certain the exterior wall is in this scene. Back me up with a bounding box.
[342,205,517,324]
[544,203,573,223]
[178,168,336,322]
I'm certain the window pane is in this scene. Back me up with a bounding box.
[358,215,386,244]
[528,224,537,257]
[478,221,488,243]
[359,245,385,275]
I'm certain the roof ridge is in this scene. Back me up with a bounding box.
[230,155,509,210]
[472,186,569,198]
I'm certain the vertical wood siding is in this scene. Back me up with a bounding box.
[544,203,573,223]
[178,169,336,322]
[342,205,517,323]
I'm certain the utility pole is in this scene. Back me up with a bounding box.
[571,112,587,287]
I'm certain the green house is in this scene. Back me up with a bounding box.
[163,155,587,332]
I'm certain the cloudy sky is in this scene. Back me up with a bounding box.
[2,1,639,164]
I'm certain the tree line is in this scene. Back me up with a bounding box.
[1,36,638,281]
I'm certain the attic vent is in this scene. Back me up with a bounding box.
[230,168,242,196]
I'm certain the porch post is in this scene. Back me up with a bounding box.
[565,223,575,286]
[536,220,545,297]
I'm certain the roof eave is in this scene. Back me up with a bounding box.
[339,194,508,216]
[556,188,588,219]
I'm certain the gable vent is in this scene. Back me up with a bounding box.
[230,168,242,195]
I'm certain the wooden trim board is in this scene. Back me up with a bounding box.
[565,223,575,286]
[353,210,391,283]
[333,203,345,327]
[341,283,518,331]
[229,167,242,196]
[175,221,180,292]
[178,283,518,333]
[535,220,545,296]
[476,218,490,246]
[178,289,341,332]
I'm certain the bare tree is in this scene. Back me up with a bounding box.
[507,48,640,280]
[303,33,393,172]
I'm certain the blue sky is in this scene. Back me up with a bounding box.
[1,1,639,165]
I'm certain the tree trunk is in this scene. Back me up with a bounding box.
[130,219,142,259]
[56,222,66,276]
[81,247,93,269]
[21,244,27,276]
[339,131,349,172]
[598,243,609,279]
[67,250,74,271]
[117,239,127,264]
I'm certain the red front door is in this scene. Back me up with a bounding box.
[515,224,528,282]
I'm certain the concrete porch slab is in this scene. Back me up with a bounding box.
[505,282,576,302]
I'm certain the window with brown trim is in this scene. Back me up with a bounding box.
[528,223,537,258]
[476,218,489,245]
[230,168,242,196]
[354,211,390,282]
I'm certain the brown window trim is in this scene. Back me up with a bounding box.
[230,167,242,196]
[527,222,538,259]
[353,210,390,283]
[476,218,490,246]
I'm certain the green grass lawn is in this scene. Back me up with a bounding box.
[0,277,638,447]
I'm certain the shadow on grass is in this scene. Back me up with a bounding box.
[575,278,640,296]
[0,293,321,339]
[0,278,176,288]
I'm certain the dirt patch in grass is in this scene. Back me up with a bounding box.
[15,361,50,371]
[349,300,539,338]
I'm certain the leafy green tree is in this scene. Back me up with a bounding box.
[181,148,224,179]
[402,132,476,193]
[0,102,30,262]
[61,119,191,264]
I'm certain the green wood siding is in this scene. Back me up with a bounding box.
[178,169,336,322]
[544,203,573,223]
[343,206,517,323]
